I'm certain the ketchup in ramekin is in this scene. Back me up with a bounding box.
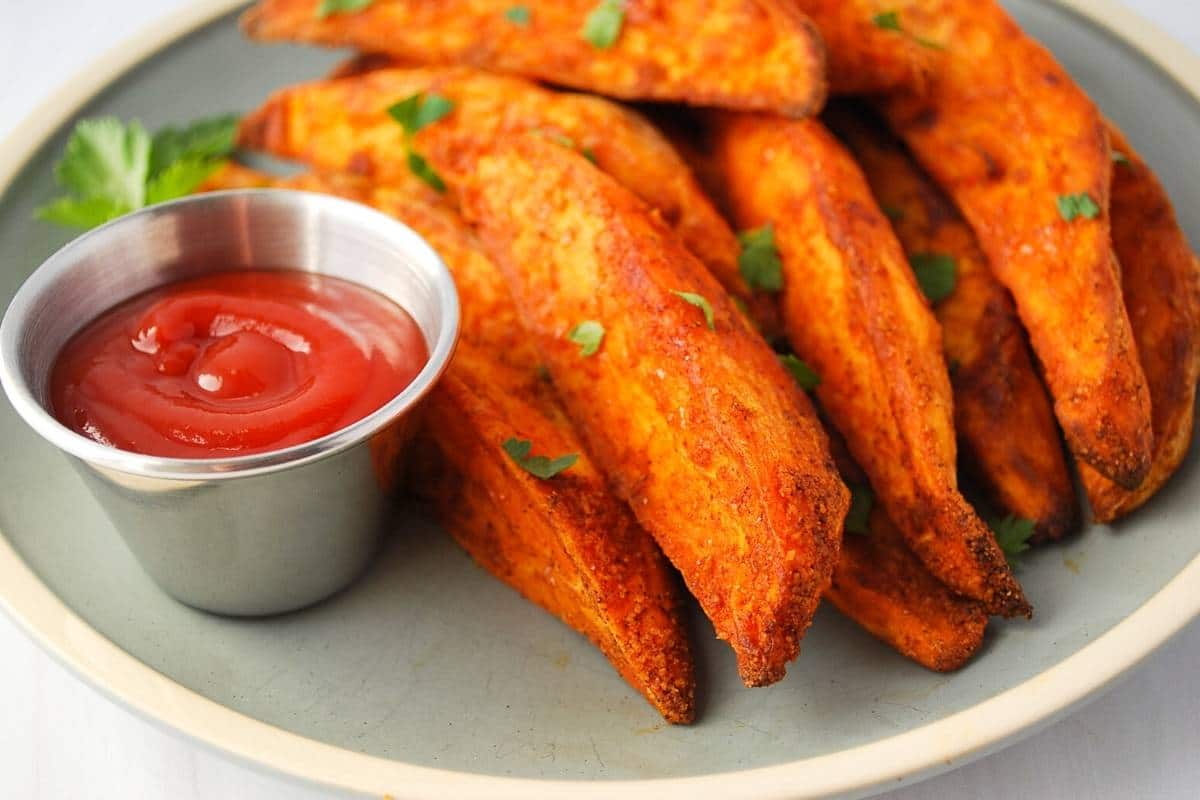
[50,270,429,458]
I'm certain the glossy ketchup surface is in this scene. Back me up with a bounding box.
[51,271,429,458]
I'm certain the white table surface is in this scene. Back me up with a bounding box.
[2,1,1199,798]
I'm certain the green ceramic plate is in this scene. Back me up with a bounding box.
[1,2,1199,798]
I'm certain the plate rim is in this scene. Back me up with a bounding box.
[1,1,1199,798]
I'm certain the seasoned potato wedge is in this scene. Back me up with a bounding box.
[829,508,987,672]
[241,0,827,116]
[237,66,779,331]
[879,0,1153,490]
[459,135,849,686]
[704,113,1029,617]
[201,163,696,722]
[1078,127,1200,522]
[829,105,1078,541]
[793,0,939,94]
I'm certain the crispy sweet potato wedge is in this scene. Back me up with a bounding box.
[704,113,1028,617]
[1078,127,1200,522]
[878,0,1153,490]
[201,163,696,722]
[237,66,779,332]
[241,0,827,116]
[458,135,848,686]
[829,507,988,671]
[828,105,1078,541]
[792,0,939,95]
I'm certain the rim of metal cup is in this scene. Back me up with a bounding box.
[0,189,460,481]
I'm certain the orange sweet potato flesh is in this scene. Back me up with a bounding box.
[201,163,696,722]
[704,113,1029,618]
[237,66,779,333]
[1077,127,1200,522]
[458,135,849,686]
[828,105,1078,542]
[240,0,827,117]
[878,0,1153,491]
[792,0,939,95]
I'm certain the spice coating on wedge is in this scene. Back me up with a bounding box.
[878,0,1152,490]
[829,105,1078,542]
[704,113,1029,618]
[241,0,828,116]
[458,135,849,686]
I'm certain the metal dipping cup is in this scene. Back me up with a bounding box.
[0,190,460,616]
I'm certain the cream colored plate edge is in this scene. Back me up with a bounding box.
[1,1,1198,798]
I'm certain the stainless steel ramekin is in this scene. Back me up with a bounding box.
[0,190,459,615]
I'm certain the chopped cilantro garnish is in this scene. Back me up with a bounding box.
[1111,150,1131,165]
[1057,192,1101,222]
[582,0,625,48]
[502,438,578,479]
[387,92,455,136]
[737,223,784,292]
[909,253,957,303]
[990,515,1036,566]
[316,0,374,18]
[504,5,532,26]
[568,320,605,356]
[872,10,943,50]
[406,152,446,192]
[672,291,715,330]
[37,114,237,230]
[845,484,875,535]
[779,354,820,391]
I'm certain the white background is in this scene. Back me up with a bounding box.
[2,1,1199,798]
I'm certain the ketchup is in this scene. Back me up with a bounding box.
[51,271,429,458]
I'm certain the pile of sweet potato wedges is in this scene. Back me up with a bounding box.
[202,0,1200,724]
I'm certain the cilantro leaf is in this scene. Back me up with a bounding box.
[909,252,957,303]
[54,117,150,212]
[990,515,1036,566]
[845,484,875,535]
[317,0,374,18]
[1111,150,1131,165]
[35,196,129,229]
[149,114,238,178]
[504,5,532,26]
[145,157,224,205]
[737,223,784,292]
[582,0,625,48]
[387,92,455,136]
[533,129,598,164]
[1057,192,1101,222]
[779,354,820,391]
[502,438,579,479]
[568,320,605,356]
[871,10,943,50]
[672,291,715,330]
[407,152,446,192]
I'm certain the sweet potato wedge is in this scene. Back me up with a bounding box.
[828,105,1078,542]
[1078,126,1200,522]
[241,0,827,117]
[458,134,849,686]
[704,113,1029,618]
[201,163,695,722]
[237,66,779,331]
[793,0,939,95]
[878,0,1153,490]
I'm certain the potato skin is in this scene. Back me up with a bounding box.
[1078,127,1200,522]
[793,0,938,95]
[705,113,1029,618]
[828,106,1078,542]
[878,1,1153,490]
[201,163,696,723]
[237,66,778,331]
[459,135,848,687]
[241,0,827,117]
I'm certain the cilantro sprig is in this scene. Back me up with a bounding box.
[672,291,715,330]
[37,114,238,230]
[990,515,1036,566]
[582,0,626,48]
[387,92,455,192]
[568,320,605,356]
[779,354,820,391]
[872,10,944,50]
[317,0,374,18]
[504,5,532,26]
[502,438,579,479]
[1057,192,1101,222]
[737,224,784,292]
[909,253,957,304]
